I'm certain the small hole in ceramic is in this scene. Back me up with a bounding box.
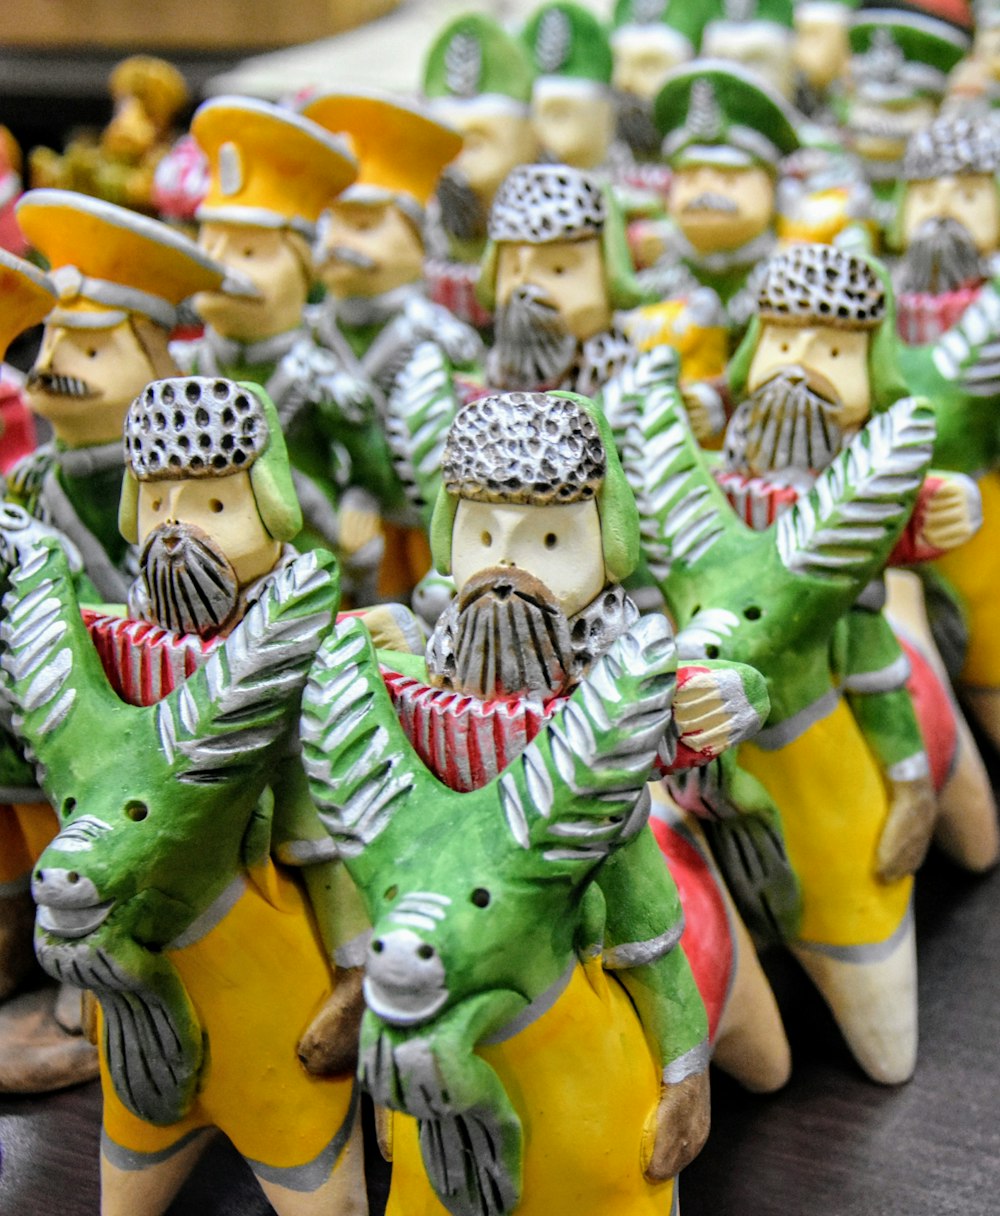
[125,801,149,822]
[209,499,224,514]
[471,888,491,908]
[544,533,557,549]
[62,797,77,818]
[744,606,762,620]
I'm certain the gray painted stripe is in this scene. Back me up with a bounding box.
[753,688,839,751]
[167,875,246,951]
[479,958,576,1046]
[603,918,685,969]
[247,1083,358,1193]
[841,653,910,694]
[101,1124,214,1172]
[794,903,914,964]
[662,1038,710,1084]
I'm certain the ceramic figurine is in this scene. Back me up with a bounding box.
[151,133,210,234]
[521,3,617,172]
[29,56,190,214]
[421,14,539,327]
[1,527,367,1216]
[624,328,943,1083]
[891,113,1000,342]
[299,90,483,601]
[174,96,389,589]
[610,0,703,161]
[700,0,798,98]
[946,0,1000,107]
[842,3,972,233]
[298,388,778,1215]
[0,127,27,257]
[638,60,801,362]
[721,242,997,871]
[480,163,641,397]
[793,0,856,117]
[10,188,225,602]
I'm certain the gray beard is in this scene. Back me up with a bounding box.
[489,285,579,390]
[436,167,488,244]
[894,216,987,296]
[137,521,241,639]
[725,369,848,476]
[614,91,661,158]
[426,572,638,701]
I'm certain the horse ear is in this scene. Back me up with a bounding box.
[775,396,933,586]
[496,614,676,862]
[0,539,126,778]
[156,551,339,785]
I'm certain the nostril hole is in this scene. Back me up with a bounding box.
[125,801,148,822]
[372,940,384,954]
[417,944,435,960]
[67,872,79,884]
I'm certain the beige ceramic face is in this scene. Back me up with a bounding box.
[669,164,776,254]
[701,26,795,97]
[848,97,937,162]
[195,223,309,342]
[29,320,158,447]
[137,470,281,585]
[432,102,539,203]
[495,237,611,341]
[531,91,614,170]
[748,322,872,426]
[318,199,424,299]
[792,14,849,90]
[612,39,686,100]
[901,175,1000,254]
[451,498,606,617]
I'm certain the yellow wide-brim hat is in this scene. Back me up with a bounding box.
[0,248,56,355]
[192,96,358,237]
[299,89,461,221]
[17,189,226,330]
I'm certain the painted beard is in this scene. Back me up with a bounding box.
[26,371,96,399]
[681,193,739,216]
[895,216,987,296]
[725,366,848,476]
[436,166,488,244]
[490,284,579,391]
[138,521,241,639]
[427,566,578,701]
[324,244,378,273]
[614,91,661,158]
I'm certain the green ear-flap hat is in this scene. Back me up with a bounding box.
[430,389,640,583]
[653,59,801,170]
[523,2,613,97]
[702,0,795,45]
[119,376,302,545]
[611,0,705,60]
[849,8,972,102]
[424,13,536,116]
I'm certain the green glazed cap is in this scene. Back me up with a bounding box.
[653,60,801,169]
[849,8,972,86]
[522,2,613,84]
[611,0,706,47]
[423,14,536,104]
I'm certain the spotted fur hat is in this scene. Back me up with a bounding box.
[902,114,1000,181]
[125,376,270,480]
[441,391,606,505]
[487,164,606,244]
[756,244,886,329]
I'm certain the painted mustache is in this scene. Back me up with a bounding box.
[26,371,95,398]
[325,245,378,271]
[682,192,739,214]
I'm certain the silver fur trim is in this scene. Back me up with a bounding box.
[756,244,885,328]
[488,164,605,244]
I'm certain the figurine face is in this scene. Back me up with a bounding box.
[901,175,1000,254]
[194,223,310,343]
[432,102,539,204]
[669,164,776,254]
[793,12,849,91]
[612,38,687,101]
[977,26,1000,80]
[28,320,163,447]
[531,91,615,170]
[748,322,871,426]
[137,470,281,586]
[451,498,606,616]
[846,96,937,164]
[495,237,610,341]
[318,199,424,299]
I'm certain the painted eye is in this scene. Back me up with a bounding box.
[87,348,98,359]
[780,342,790,354]
[544,533,558,549]
[552,265,565,276]
[417,943,435,959]
[242,247,255,258]
[471,888,491,908]
[384,884,398,901]
[829,347,840,359]
[125,800,149,822]
[209,499,224,513]
[481,531,492,547]
[151,498,163,512]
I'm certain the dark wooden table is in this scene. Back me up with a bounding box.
[1,844,998,1216]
